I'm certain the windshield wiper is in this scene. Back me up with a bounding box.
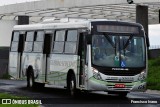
[123,35,133,49]
[103,33,115,48]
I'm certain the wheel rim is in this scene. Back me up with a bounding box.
[70,80,74,96]
[29,75,33,87]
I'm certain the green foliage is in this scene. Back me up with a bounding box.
[147,57,160,90]
[0,93,19,98]
[0,93,38,107]
[1,73,11,79]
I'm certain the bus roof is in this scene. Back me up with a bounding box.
[13,18,141,31]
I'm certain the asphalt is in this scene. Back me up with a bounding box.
[0,79,160,107]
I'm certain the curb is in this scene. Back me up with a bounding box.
[146,89,160,95]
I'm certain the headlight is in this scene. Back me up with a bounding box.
[92,68,102,80]
[138,70,146,81]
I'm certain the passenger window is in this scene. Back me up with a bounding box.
[11,32,20,52]
[36,31,44,41]
[55,30,65,41]
[53,42,64,53]
[64,30,78,54]
[33,42,43,52]
[24,31,34,52]
[11,42,18,52]
[33,31,44,52]
[26,32,34,41]
[13,32,20,41]
[53,30,65,53]
[64,42,77,53]
[67,30,78,41]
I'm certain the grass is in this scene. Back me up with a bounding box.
[0,47,9,49]
[0,93,39,107]
[1,73,11,79]
[147,57,160,90]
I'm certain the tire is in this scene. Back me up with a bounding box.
[27,69,35,88]
[68,74,80,97]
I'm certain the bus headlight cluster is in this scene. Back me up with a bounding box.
[92,68,102,80]
[138,70,146,81]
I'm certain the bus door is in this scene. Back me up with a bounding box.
[9,31,25,79]
[43,30,53,83]
[78,32,87,88]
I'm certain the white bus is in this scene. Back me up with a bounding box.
[9,18,148,97]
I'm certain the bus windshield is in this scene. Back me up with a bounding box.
[92,34,145,68]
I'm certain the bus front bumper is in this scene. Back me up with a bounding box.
[88,77,146,92]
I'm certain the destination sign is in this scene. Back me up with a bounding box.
[97,25,139,34]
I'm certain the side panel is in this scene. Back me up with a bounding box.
[9,31,25,79]
[9,52,20,79]
[47,54,78,86]
[21,53,45,82]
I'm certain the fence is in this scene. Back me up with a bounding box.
[149,45,160,59]
[149,45,160,50]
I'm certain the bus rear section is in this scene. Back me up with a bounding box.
[9,31,25,79]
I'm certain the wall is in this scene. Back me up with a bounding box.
[0,20,17,46]
[0,47,9,78]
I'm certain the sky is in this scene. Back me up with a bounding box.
[149,24,160,46]
[0,0,160,47]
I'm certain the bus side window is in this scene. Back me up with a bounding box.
[64,30,78,54]
[24,31,35,52]
[10,32,20,52]
[53,30,65,53]
[33,31,44,52]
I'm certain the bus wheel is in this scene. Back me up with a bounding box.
[68,74,78,97]
[27,69,35,88]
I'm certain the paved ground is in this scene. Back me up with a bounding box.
[146,89,160,95]
[0,79,160,107]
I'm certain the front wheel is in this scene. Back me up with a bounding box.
[69,74,76,96]
[68,74,80,97]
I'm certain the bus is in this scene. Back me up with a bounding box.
[9,18,148,97]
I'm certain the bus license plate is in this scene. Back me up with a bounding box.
[114,84,125,88]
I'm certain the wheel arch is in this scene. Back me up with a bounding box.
[26,65,34,77]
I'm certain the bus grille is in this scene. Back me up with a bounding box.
[101,71,139,76]
[105,79,134,83]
